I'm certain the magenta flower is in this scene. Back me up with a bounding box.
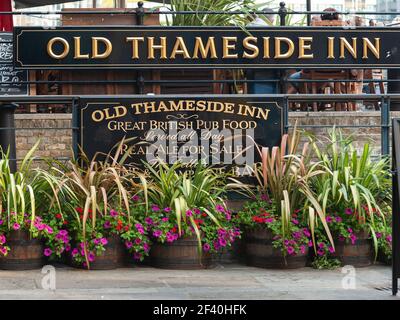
[134,238,141,245]
[326,216,333,223]
[13,223,20,231]
[260,194,269,201]
[45,225,53,234]
[88,252,95,262]
[0,247,7,255]
[225,213,232,221]
[194,208,201,215]
[347,228,353,233]
[328,246,335,254]
[0,235,5,245]
[265,218,274,223]
[145,217,154,225]
[143,243,150,252]
[300,245,306,254]
[318,243,325,249]
[216,205,225,213]
[100,238,108,246]
[164,207,172,213]
[0,219,3,225]
[153,230,162,238]
[287,246,295,255]
[43,248,52,257]
[133,252,142,260]
[338,235,346,242]
[151,204,160,212]
[386,235,392,243]
[218,229,227,237]
[93,239,100,245]
[350,234,357,245]
[308,240,313,247]
[161,217,169,222]
[317,249,325,256]
[218,238,227,247]
[59,230,68,237]
[110,209,118,217]
[131,195,140,202]
[376,232,382,239]
[65,245,71,252]
[303,228,311,237]
[335,216,343,223]
[186,210,193,217]
[203,243,211,252]
[104,221,111,229]
[291,218,299,225]
[125,241,133,249]
[345,208,353,215]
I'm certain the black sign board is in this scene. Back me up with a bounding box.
[78,95,283,178]
[13,26,397,69]
[0,33,28,96]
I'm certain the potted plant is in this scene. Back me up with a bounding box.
[237,127,333,269]
[51,144,151,270]
[309,129,391,268]
[0,143,65,270]
[140,162,241,269]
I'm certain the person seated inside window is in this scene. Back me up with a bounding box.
[246,8,279,94]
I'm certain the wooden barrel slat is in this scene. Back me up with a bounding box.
[333,230,373,267]
[150,236,213,270]
[244,228,308,269]
[0,231,44,270]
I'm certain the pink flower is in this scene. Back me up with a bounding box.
[145,217,154,225]
[0,235,6,245]
[203,243,211,252]
[100,238,108,246]
[131,195,140,202]
[43,248,52,257]
[318,243,325,249]
[134,238,141,245]
[328,246,335,254]
[143,243,150,252]
[71,248,79,257]
[225,213,232,221]
[350,234,357,245]
[317,249,325,256]
[45,225,53,234]
[164,207,172,213]
[218,238,227,247]
[161,217,169,222]
[291,218,299,225]
[308,240,313,247]
[104,221,111,229]
[110,209,118,217]
[260,194,269,201]
[153,230,162,238]
[326,216,333,223]
[216,205,225,213]
[125,241,133,249]
[345,208,353,215]
[133,252,142,260]
[300,245,306,254]
[13,223,20,231]
[0,247,8,255]
[287,246,295,255]
[0,219,3,225]
[88,252,95,262]
[386,235,392,243]
[347,227,353,233]
[151,205,160,212]
[194,208,201,215]
[186,210,193,217]
[335,216,343,223]
[265,218,274,223]
[303,228,311,237]
[93,239,100,245]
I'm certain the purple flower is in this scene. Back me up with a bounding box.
[0,235,5,245]
[145,217,154,225]
[265,218,274,223]
[338,235,346,242]
[43,248,52,257]
[326,216,333,223]
[0,219,3,225]
[284,239,290,246]
[88,252,95,262]
[131,195,140,202]
[93,239,100,245]
[186,210,193,217]
[303,228,311,237]
[59,230,68,237]
[110,209,118,217]
[71,248,79,257]
[161,217,169,222]
[125,241,133,249]
[308,240,313,247]
[300,245,306,254]
[194,208,201,215]
[134,238,141,245]
[350,234,357,245]
[203,243,211,252]
[335,216,343,223]
[216,205,225,213]
[37,224,45,231]
[143,243,150,252]
[218,229,227,237]
[100,238,108,246]
[292,231,302,240]
[151,204,160,212]
[291,218,299,225]
[287,246,295,255]
[225,213,232,221]
[164,207,172,213]
[317,249,325,256]
[328,246,335,254]
[376,232,382,239]
[13,223,20,231]
[318,243,325,249]
[347,228,353,234]
[345,208,353,215]
[260,194,269,201]
[153,230,162,238]
[104,221,111,229]
[386,235,392,243]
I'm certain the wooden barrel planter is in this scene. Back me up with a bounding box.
[0,231,44,270]
[333,230,373,267]
[150,236,213,270]
[213,239,243,265]
[70,235,125,270]
[244,228,308,269]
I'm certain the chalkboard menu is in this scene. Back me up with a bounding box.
[79,95,283,179]
[0,33,28,96]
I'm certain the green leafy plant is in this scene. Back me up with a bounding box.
[309,128,391,261]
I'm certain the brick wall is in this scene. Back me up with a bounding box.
[14,111,400,161]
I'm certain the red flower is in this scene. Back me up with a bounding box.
[171,227,177,233]
[124,226,129,231]
[201,213,207,218]
[76,207,83,214]
[63,220,68,225]
[55,213,62,219]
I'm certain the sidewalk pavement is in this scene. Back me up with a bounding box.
[0,264,398,300]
